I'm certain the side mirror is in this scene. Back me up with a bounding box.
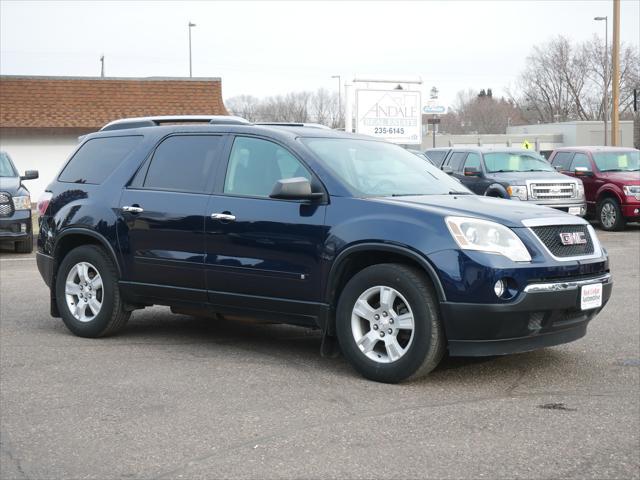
[20,170,39,180]
[269,177,324,201]
[441,165,454,175]
[464,167,482,177]
[574,166,592,177]
[554,165,564,172]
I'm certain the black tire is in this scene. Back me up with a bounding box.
[14,236,33,253]
[597,197,626,231]
[55,245,130,337]
[336,263,445,383]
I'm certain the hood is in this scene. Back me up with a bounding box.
[0,177,22,193]
[488,170,577,185]
[373,194,584,228]
[599,171,640,185]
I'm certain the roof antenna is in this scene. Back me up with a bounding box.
[100,54,105,78]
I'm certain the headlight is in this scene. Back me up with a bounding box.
[12,195,31,210]
[623,185,640,200]
[445,216,532,262]
[506,185,527,201]
[576,182,585,198]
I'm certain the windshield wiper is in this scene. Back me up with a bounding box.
[448,191,472,195]
[493,169,517,173]
[525,169,552,172]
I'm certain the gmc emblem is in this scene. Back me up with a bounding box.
[559,231,587,245]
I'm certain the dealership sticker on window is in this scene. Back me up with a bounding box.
[581,283,603,310]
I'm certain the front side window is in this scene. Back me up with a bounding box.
[143,135,222,193]
[464,153,482,171]
[302,138,471,196]
[59,136,142,184]
[552,152,574,171]
[484,152,555,173]
[593,150,639,172]
[224,137,311,197]
[448,152,468,172]
[570,153,592,171]
[0,152,17,177]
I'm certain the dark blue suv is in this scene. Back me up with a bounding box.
[36,116,612,383]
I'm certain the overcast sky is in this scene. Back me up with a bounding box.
[1,0,638,107]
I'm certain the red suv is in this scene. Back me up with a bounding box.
[549,147,640,231]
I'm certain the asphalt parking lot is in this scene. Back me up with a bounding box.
[1,227,639,480]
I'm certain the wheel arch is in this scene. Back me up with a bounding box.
[325,243,446,328]
[596,186,624,204]
[485,183,508,198]
[53,228,121,277]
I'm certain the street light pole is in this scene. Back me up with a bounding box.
[595,16,608,145]
[188,22,196,77]
[331,75,341,127]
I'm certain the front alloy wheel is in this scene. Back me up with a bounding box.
[336,263,445,383]
[351,286,415,363]
[598,198,625,231]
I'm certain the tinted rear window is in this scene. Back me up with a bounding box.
[143,135,223,193]
[59,136,142,184]
[424,150,447,166]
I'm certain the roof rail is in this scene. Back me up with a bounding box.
[100,115,250,131]
[254,122,331,130]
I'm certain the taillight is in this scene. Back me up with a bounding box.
[37,192,53,217]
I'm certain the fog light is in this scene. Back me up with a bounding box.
[528,312,544,331]
[494,279,505,298]
[634,208,639,215]
[20,223,27,233]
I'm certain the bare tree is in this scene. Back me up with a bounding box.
[514,35,639,123]
[439,89,525,134]
[226,89,342,126]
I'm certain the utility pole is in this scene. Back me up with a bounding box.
[594,16,608,145]
[100,54,105,78]
[188,22,196,77]
[331,75,341,127]
[611,0,620,145]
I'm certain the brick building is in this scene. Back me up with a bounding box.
[0,75,228,198]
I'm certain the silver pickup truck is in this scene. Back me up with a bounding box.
[431,147,586,215]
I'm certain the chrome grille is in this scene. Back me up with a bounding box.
[530,182,576,200]
[0,192,14,217]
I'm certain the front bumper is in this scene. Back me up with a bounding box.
[0,210,32,241]
[621,201,640,220]
[523,200,587,216]
[441,273,612,356]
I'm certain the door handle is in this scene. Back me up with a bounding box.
[211,213,236,222]
[122,205,144,214]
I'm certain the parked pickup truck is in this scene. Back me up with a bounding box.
[549,147,640,231]
[0,151,38,253]
[439,147,586,216]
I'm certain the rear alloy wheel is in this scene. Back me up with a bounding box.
[336,263,445,383]
[598,198,625,231]
[55,245,130,337]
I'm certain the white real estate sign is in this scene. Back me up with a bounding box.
[355,89,422,144]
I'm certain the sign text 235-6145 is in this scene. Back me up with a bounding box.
[374,127,405,134]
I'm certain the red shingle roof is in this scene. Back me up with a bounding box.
[0,76,228,129]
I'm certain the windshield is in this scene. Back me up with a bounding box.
[302,138,471,196]
[0,152,17,177]
[484,152,555,173]
[593,150,639,172]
